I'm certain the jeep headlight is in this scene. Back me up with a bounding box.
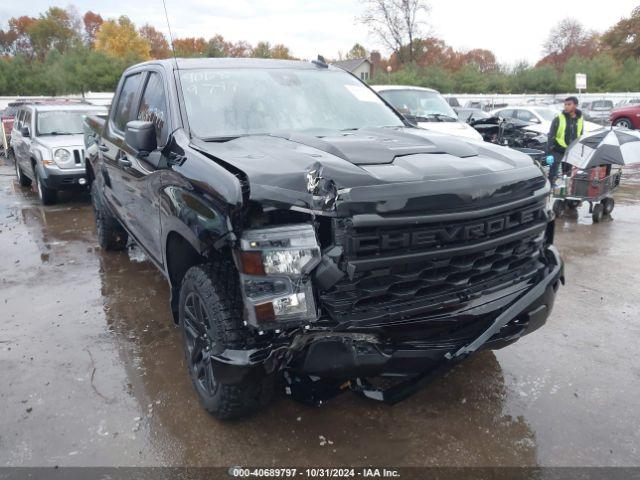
[238,224,320,328]
[53,148,71,165]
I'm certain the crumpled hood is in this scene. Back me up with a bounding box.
[190,127,547,215]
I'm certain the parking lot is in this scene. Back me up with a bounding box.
[1,155,640,468]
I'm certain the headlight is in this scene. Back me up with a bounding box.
[238,224,320,328]
[53,148,71,165]
[240,225,320,276]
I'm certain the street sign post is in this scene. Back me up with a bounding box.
[575,73,587,94]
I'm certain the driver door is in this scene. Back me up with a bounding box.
[105,69,169,264]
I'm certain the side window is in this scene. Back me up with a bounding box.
[138,72,168,146]
[23,110,32,132]
[113,72,143,132]
[498,109,514,118]
[516,109,534,121]
[14,110,24,130]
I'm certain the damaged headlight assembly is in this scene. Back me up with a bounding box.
[238,224,321,328]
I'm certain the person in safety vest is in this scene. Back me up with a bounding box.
[547,96,584,181]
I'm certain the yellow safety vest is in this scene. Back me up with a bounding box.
[555,113,584,148]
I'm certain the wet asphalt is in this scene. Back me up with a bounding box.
[1,156,639,468]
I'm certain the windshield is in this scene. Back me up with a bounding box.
[36,110,101,135]
[179,68,403,139]
[591,100,613,110]
[532,108,558,121]
[378,89,458,122]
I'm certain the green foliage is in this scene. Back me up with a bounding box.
[374,53,640,94]
[0,47,129,95]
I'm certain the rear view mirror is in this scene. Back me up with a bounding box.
[125,120,157,156]
[20,126,30,137]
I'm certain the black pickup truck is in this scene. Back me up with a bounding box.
[85,58,563,419]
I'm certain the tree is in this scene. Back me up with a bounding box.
[463,49,497,73]
[0,29,18,56]
[6,16,37,56]
[172,37,206,57]
[204,34,230,57]
[83,11,103,46]
[602,6,640,62]
[139,24,170,59]
[409,37,459,70]
[228,40,252,58]
[360,0,429,63]
[347,43,367,59]
[94,16,150,61]
[252,41,271,58]
[270,44,293,59]
[539,18,600,69]
[28,7,79,60]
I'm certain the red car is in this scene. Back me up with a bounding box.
[610,103,640,130]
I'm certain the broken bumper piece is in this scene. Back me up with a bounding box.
[211,246,563,402]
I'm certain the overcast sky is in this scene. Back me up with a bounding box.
[1,0,637,65]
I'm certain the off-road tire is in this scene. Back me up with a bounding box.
[91,181,128,250]
[34,169,57,205]
[14,156,31,187]
[179,262,274,419]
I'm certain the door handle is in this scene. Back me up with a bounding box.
[118,156,132,168]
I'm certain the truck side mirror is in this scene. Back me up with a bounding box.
[20,126,30,137]
[125,120,157,156]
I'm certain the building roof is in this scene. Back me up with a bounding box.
[331,58,371,73]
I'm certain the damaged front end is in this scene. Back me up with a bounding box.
[190,126,567,405]
[210,173,564,406]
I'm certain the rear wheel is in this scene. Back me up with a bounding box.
[602,197,615,215]
[15,158,31,187]
[613,118,633,129]
[34,169,57,205]
[179,262,274,419]
[91,181,128,250]
[592,203,604,223]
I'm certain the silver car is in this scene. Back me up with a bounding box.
[11,102,107,204]
[584,100,614,124]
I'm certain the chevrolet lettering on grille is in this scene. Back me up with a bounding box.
[351,205,544,254]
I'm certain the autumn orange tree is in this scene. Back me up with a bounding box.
[94,15,150,61]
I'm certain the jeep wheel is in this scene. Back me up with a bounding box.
[15,158,31,187]
[91,181,128,250]
[179,262,274,419]
[34,170,57,205]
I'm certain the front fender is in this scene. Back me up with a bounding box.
[160,183,235,263]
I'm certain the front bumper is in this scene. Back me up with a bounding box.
[212,245,564,383]
[41,166,87,189]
